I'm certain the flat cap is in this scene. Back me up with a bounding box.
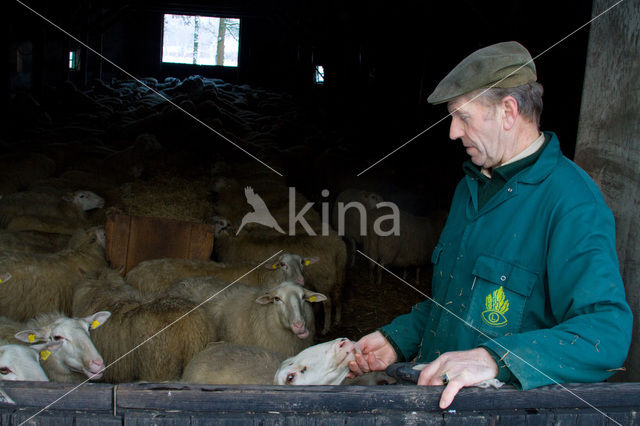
[427,41,536,105]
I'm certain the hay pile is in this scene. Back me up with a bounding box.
[113,174,213,223]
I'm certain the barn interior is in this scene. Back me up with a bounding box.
[3,1,598,371]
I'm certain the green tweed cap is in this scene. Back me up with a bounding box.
[427,41,537,105]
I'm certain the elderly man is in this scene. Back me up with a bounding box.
[349,41,632,408]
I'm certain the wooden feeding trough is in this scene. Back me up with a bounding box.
[105,212,215,274]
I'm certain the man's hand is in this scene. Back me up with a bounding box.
[417,347,499,409]
[347,331,397,377]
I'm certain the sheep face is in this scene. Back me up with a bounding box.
[0,343,54,381]
[255,281,326,339]
[211,216,232,237]
[15,311,111,380]
[69,191,105,211]
[264,253,319,286]
[274,338,357,385]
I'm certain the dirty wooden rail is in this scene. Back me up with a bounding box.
[1,381,637,424]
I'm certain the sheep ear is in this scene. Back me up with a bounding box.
[255,294,273,304]
[31,340,63,358]
[62,193,74,202]
[303,257,320,266]
[84,311,111,330]
[304,290,327,303]
[15,329,47,344]
[264,262,279,270]
[0,272,11,283]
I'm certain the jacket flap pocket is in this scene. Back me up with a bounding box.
[472,255,537,297]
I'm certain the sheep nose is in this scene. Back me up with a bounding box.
[90,359,105,373]
[296,276,305,285]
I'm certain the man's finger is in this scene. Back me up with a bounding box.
[439,380,464,409]
[417,360,442,385]
[354,353,370,373]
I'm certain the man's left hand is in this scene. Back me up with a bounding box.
[417,347,499,409]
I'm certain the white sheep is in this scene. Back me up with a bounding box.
[125,252,318,298]
[0,190,104,229]
[0,230,70,254]
[213,220,346,335]
[72,268,215,383]
[13,311,111,382]
[0,226,108,321]
[0,339,60,381]
[166,278,326,356]
[181,338,363,385]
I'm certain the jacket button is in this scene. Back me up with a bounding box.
[507,187,513,193]
[500,275,507,282]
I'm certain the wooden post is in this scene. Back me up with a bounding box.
[574,0,640,381]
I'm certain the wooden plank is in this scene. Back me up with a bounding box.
[114,382,640,414]
[105,213,131,272]
[187,222,215,259]
[0,382,113,411]
[105,213,215,274]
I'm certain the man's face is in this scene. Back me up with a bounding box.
[447,96,504,169]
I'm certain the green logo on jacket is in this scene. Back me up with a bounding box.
[482,286,509,327]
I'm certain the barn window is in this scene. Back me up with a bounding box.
[68,49,80,70]
[314,65,325,84]
[162,14,240,66]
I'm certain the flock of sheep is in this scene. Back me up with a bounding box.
[0,74,443,387]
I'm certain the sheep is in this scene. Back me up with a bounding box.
[0,226,108,321]
[181,338,366,386]
[364,206,438,285]
[212,219,346,335]
[0,190,104,232]
[0,190,104,224]
[125,252,318,298]
[12,312,110,383]
[0,311,110,383]
[330,188,384,266]
[72,268,215,383]
[181,342,285,385]
[166,278,326,356]
[0,230,70,254]
[0,339,60,381]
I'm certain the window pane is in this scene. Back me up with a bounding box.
[162,13,240,67]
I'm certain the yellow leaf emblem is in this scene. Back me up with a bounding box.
[482,286,509,327]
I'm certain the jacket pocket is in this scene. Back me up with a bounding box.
[467,255,538,342]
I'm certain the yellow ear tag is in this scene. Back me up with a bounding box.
[28,334,36,343]
[304,260,310,266]
[40,350,51,361]
[272,264,278,269]
[91,320,100,330]
[309,296,317,302]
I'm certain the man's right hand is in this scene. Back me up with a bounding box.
[348,331,398,377]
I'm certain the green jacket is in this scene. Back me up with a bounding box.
[380,132,632,390]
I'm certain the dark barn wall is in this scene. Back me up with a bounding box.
[575,0,640,382]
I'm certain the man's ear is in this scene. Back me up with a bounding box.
[501,96,519,130]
